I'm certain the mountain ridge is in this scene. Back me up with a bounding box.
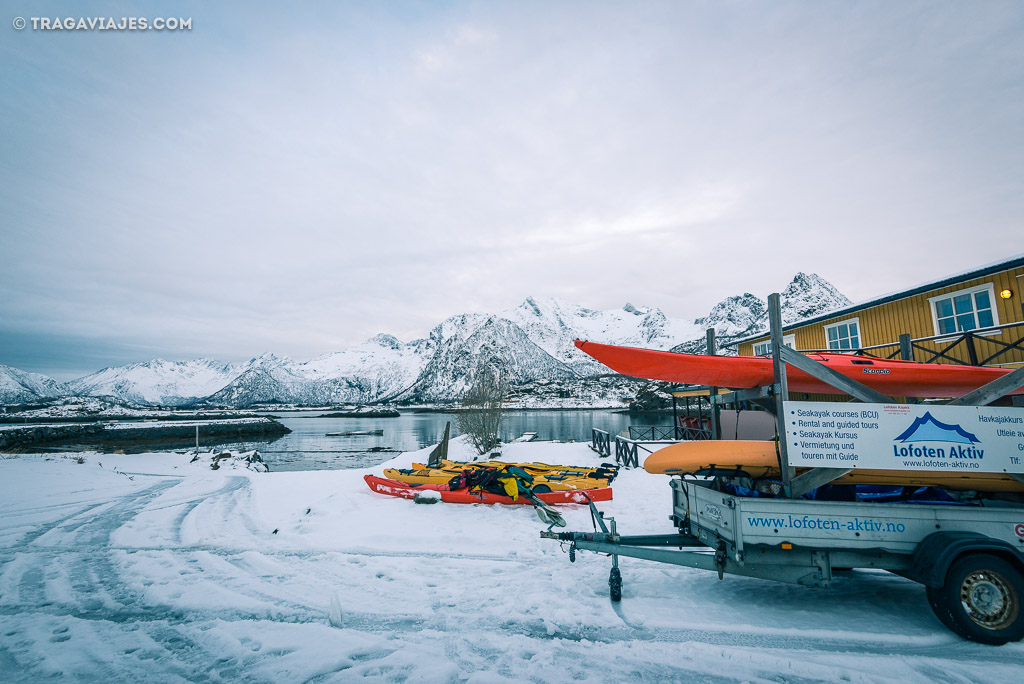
[1,273,852,407]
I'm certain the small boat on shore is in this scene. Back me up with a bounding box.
[326,429,384,437]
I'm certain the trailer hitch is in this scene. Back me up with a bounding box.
[540,530,622,544]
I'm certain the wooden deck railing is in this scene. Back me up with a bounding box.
[590,428,611,458]
[798,321,1024,367]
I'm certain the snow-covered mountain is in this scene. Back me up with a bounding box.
[204,353,316,406]
[0,365,67,405]
[498,296,701,374]
[69,358,240,406]
[780,272,852,323]
[2,272,852,406]
[304,334,435,399]
[206,336,439,407]
[399,316,577,403]
[694,293,768,341]
[674,273,852,354]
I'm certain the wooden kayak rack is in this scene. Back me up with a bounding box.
[731,293,1024,497]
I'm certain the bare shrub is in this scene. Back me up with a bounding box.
[456,367,508,455]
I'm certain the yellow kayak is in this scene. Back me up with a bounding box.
[421,459,617,479]
[385,461,614,492]
[645,440,1024,493]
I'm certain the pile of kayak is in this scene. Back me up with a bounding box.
[365,460,615,506]
[383,459,617,492]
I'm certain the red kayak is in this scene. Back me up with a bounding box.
[364,474,612,505]
[575,340,1024,398]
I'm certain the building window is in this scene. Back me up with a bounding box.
[752,335,795,356]
[824,319,860,350]
[928,283,999,336]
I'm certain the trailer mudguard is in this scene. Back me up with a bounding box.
[907,531,1024,587]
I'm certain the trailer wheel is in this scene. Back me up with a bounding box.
[926,553,1024,645]
[609,567,622,602]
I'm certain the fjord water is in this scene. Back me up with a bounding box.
[223,410,666,471]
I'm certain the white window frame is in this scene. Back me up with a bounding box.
[823,317,861,351]
[752,334,796,356]
[928,283,1000,339]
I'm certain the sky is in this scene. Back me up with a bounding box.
[2,0,1023,380]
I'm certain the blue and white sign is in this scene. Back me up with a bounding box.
[784,401,1024,473]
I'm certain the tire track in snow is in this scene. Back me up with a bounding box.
[0,478,230,680]
[169,475,249,544]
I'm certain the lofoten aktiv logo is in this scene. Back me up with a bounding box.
[891,412,984,461]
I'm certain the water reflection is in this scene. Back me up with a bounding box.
[216,409,668,471]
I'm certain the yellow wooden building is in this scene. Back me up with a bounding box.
[736,255,1024,370]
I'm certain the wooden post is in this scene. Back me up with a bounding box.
[964,332,979,366]
[698,398,704,437]
[671,394,679,440]
[706,328,720,441]
[427,422,450,469]
[899,333,913,361]
[195,425,199,453]
[768,294,795,496]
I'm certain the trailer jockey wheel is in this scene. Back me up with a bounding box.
[926,553,1024,645]
[609,567,622,602]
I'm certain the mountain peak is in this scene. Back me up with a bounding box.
[694,293,767,338]
[0,365,67,404]
[367,333,402,349]
[781,272,852,324]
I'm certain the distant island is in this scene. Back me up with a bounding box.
[321,407,401,418]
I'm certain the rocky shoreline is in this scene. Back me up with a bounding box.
[0,423,105,449]
[0,418,291,452]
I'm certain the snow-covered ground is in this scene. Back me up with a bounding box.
[1,442,1021,682]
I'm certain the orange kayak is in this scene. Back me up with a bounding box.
[574,340,1023,398]
[364,475,613,504]
[644,440,1024,492]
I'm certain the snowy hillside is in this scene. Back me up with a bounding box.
[0,365,66,405]
[206,336,438,407]
[673,272,852,354]
[694,293,767,340]
[499,297,701,374]
[398,316,577,403]
[204,353,315,406]
[69,358,240,406]
[303,334,435,399]
[781,272,853,323]
[205,353,366,407]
